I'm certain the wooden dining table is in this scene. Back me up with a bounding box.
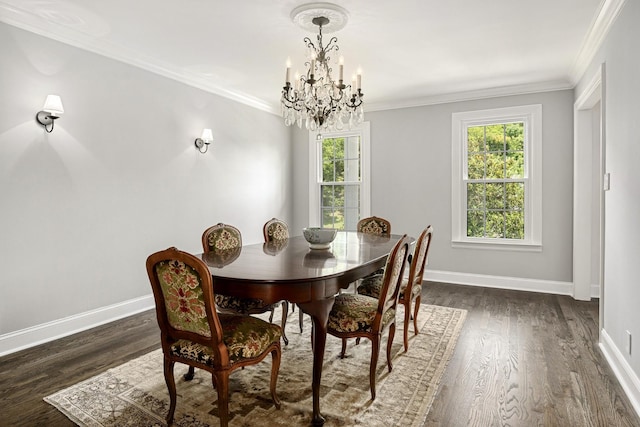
[200,230,407,426]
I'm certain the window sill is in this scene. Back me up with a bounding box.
[451,239,542,252]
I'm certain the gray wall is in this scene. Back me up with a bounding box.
[293,91,575,283]
[576,0,640,382]
[0,23,293,335]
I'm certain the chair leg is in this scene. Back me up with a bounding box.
[214,371,230,427]
[413,295,421,336]
[386,323,396,373]
[299,309,304,333]
[163,358,177,424]
[270,347,282,409]
[280,301,289,346]
[183,365,195,381]
[369,335,380,401]
[269,307,275,323]
[403,299,411,352]
[340,338,347,358]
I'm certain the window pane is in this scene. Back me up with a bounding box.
[486,152,505,179]
[322,158,334,182]
[486,211,505,238]
[468,153,485,179]
[467,210,484,238]
[505,211,524,239]
[467,126,484,152]
[334,159,345,182]
[344,185,360,208]
[344,159,360,181]
[506,152,524,178]
[343,208,359,231]
[321,185,334,207]
[486,124,505,151]
[506,123,524,151]
[467,183,484,210]
[322,208,342,229]
[486,183,505,209]
[506,182,524,209]
[345,135,360,159]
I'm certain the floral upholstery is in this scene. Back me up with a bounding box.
[264,219,289,242]
[327,294,396,333]
[170,314,282,365]
[205,226,242,252]
[155,259,211,337]
[358,274,415,300]
[357,216,391,236]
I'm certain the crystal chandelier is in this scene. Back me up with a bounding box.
[281,4,363,132]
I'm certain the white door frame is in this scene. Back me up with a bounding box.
[573,63,606,320]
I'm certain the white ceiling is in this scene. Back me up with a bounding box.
[0,0,613,114]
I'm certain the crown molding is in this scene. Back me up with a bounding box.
[569,0,627,84]
[0,5,278,115]
[365,79,573,112]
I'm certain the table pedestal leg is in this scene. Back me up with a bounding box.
[298,297,335,427]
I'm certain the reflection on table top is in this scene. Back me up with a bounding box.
[200,231,401,283]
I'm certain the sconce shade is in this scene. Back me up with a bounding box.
[201,128,213,142]
[42,95,64,117]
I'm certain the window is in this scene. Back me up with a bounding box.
[309,123,370,230]
[451,105,542,250]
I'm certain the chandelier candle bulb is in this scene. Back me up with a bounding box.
[339,56,344,81]
[286,59,291,84]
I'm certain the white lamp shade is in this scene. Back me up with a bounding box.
[201,128,213,142]
[43,95,64,116]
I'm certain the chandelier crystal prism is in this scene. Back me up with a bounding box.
[281,5,363,132]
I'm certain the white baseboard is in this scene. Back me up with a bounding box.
[0,295,155,357]
[600,329,640,419]
[424,269,574,296]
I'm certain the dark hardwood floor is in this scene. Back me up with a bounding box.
[1,282,638,426]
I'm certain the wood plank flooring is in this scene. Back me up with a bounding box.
[0,282,638,426]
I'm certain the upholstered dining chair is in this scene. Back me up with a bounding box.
[357,216,391,236]
[353,215,392,290]
[326,234,410,400]
[203,223,290,345]
[263,218,305,333]
[146,247,282,427]
[358,225,433,352]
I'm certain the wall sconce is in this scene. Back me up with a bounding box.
[194,128,213,153]
[36,95,64,133]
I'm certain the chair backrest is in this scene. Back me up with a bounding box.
[375,234,410,317]
[263,218,289,242]
[405,226,433,296]
[357,216,391,236]
[202,223,242,253]
[146,247,228,364]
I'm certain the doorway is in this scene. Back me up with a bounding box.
[573,63,606,330]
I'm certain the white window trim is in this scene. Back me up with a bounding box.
[309,122,371,228]
[451,105,542,251]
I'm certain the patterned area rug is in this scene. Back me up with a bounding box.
[45,304,466,426]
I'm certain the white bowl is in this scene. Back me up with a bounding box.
[302,227,337,250]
